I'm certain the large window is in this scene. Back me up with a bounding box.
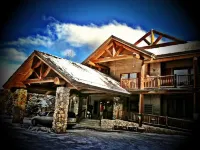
[174,68,193,86]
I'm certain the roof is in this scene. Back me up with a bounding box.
[35,51,130,95]
[82,35,155,64]
[146,41,200,56]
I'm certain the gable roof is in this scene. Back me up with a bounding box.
[82,35,155,64]
[3,50,130,95]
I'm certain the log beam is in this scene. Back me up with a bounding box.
[23,78,55,84]
[93,55,133,63]
[54,77,66,85]
[153,35,162,45]
[133,31,151,46]
[42,67,51,78]
[32,60,42,69]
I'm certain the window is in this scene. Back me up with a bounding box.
[121,73,137,79]
[130,73,137,79]
[121,73,128,79]
[174,68,193,86]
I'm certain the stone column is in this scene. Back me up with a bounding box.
[52,87,70,133]
[12,89,27,123]
[113,97,123,120]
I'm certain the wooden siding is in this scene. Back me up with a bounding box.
[104,58,143,81]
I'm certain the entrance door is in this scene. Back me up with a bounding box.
[100,100,113,119]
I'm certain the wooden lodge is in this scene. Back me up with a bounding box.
[2,29,200,133]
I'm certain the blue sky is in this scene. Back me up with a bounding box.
[0,0,199,88]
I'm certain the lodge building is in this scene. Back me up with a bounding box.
[3,30,200,133]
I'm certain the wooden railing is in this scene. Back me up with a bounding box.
[143,74,194,89]
[121,78,139,89]
[128,112,194,131]
[121,74,195,90]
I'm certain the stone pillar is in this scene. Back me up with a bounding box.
[113,97,123,120]
[52,87,70,133]
[12,89,27,123]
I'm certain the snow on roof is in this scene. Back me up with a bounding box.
[37,51,130,95]
[146,41,200,55]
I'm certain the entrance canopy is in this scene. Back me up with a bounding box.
[3,50,130,95]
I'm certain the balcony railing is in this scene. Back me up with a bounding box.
[121,78,139,89]
[121,74,195,90]
[144,74,194,89]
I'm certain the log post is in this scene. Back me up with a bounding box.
[12,89,27,124]
[52,87,70,133]
[139,94,144,127]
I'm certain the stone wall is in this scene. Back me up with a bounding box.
[101,119,138,129]
[101,119,190,135]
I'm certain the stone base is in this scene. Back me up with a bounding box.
[101,119,138,129]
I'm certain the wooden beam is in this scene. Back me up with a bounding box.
[115,41,151,58]
[144,38,151,45]
[153,30,186,43]
[114,46,124,56]
[144,53,200,64]
[93,50,106,60]
[140,41,181,49]
[93,55,133,63]
[153,35,162,45]
[39,64,43,79]
[87,60,96,66]
[27,86,56,92]
[34,70,40,79]
[54,77,66,85]
[133,53,140,59]
[80,90,104,94]
[24,69,34,79]
[23,78,55,84]
[133,31,151,46]
[42,67,51,78]
[11,82,26,88]
[105,49,113,57]
[32,60,42,69]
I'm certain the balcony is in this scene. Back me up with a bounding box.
[120,74,196,90]
[144,74,194,88]
[121,78,139,90]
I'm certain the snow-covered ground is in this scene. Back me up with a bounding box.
[1,117,189,150]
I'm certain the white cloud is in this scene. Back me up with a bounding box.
[54,20,150,49]
[61,49,76,58]
[2,48,27,62]
[6,19,158,54]
[7,34,54,47]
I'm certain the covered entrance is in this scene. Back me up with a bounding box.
[3,50,130,133]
